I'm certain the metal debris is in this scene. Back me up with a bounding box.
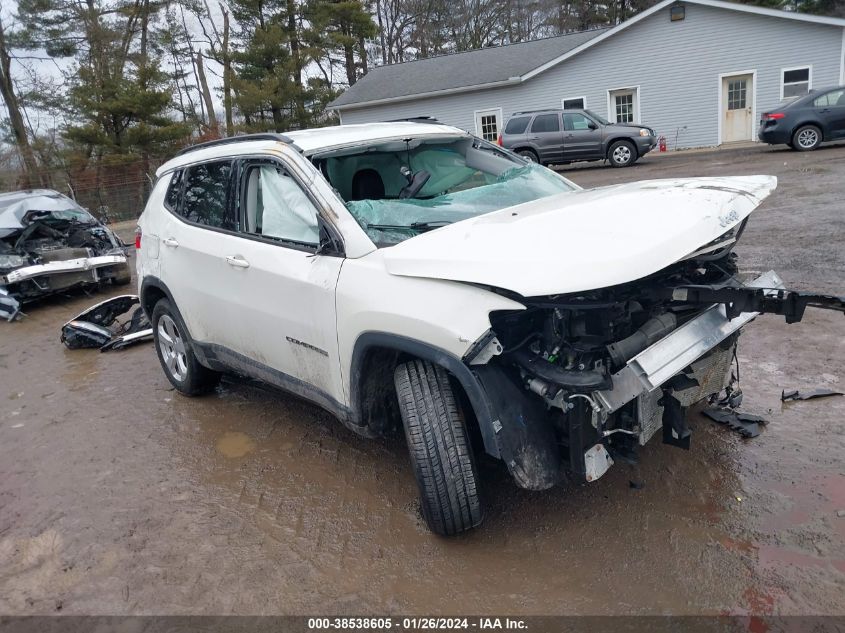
[702,407,769,438]
[781,388,844,402]
[61,294,153,352]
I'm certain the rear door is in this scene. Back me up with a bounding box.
[814,89,845,139]
[562,112,604,160]
[528,113,564,164]
[158,160,238,344]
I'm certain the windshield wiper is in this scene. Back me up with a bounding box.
[367,220,453,233]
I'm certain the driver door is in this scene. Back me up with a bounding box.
[214,157,345,407]
[562,112,604,160]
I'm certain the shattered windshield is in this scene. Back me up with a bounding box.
[314,136,577,246]
[0,193,94,231]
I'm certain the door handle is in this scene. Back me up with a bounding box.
[162,237,179,248]
[225,255,250,268]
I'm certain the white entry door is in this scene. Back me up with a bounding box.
[474,108,502,142]
[609,88,639,124]
[722,74,753,142]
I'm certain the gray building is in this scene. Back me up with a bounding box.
[329,0,845,149]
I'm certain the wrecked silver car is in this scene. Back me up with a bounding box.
[0,189,132,320]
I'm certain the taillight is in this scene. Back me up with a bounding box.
[134,226,142,249]
[762,113,785,120]
[496,134,503,146]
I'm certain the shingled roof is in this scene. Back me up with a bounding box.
[329,0,845,110]
[330,28,609,109]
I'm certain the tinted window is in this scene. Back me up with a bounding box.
[182,161,234,229]
[504,117,530,134]
[530,114,560,133]
[814,89,845,107]
[563,113,594,131]
[164,170,182,212]
[242,162,319,245]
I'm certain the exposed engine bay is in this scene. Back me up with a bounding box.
[466,246,845,490]
[0,190,131,320]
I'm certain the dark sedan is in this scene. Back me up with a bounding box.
[759,86,845,151]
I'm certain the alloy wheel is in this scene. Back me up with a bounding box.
[797,129,818,149]
[612,145,632,165]
[157,314,188,381]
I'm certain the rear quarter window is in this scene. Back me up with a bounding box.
[504,117,530,134]
[164,170,182,212]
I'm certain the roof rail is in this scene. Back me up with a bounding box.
[175,133,298,156]
[383,116,441,123]
[512,109,566,115]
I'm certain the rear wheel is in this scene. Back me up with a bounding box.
[517,149,539,163]
[608,140,636,167]
[394,360,483,536]
[792,125,822,151]
[152,299,220,395]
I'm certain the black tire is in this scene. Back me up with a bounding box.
[152,298,220,396]
[517,149,539,163]
[791,125,822,151]
[608,140,637,167]
[394,360,483,536]
[111,262,132,286]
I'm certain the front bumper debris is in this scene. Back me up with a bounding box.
[2,254,127,285]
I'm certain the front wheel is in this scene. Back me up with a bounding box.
[152,299,220,396]
[608,140,636,167]
[792,125,822,151]
[394,360,483,536]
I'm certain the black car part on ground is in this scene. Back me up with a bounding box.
[61,295,153,352]
[781,388,844,401]
[470,253,845,490]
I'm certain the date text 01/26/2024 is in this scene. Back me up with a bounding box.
[307,618,528,630]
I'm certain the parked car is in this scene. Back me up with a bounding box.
[759,86,845,151]
[136,123,844,535]
[498,108,656,167]
[0,189,132,320]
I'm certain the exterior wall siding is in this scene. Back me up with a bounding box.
[339,4,845,149]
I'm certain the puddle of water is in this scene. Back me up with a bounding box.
[216,431,256,458]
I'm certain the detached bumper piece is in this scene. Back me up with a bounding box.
[2,253,127,285]
[61,295,153,352]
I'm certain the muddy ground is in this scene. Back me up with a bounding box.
[1,143,844,616]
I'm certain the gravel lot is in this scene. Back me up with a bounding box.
[1,142,844,616]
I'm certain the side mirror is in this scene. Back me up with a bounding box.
[587,121,598,130]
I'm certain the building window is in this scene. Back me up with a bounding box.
[474,108,502,142]
[727,79,747,110]
[782,67,811,99]
[562,97,586,110]
[670,4,685,20]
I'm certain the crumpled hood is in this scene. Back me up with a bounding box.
[382,175,777,296]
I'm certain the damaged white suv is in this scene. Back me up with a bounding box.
[137,122,845,535]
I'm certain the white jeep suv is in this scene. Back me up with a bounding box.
[137,122,844,535]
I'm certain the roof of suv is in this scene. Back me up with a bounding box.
[156,122,466,176]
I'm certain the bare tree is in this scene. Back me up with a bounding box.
[0,16,42,188]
